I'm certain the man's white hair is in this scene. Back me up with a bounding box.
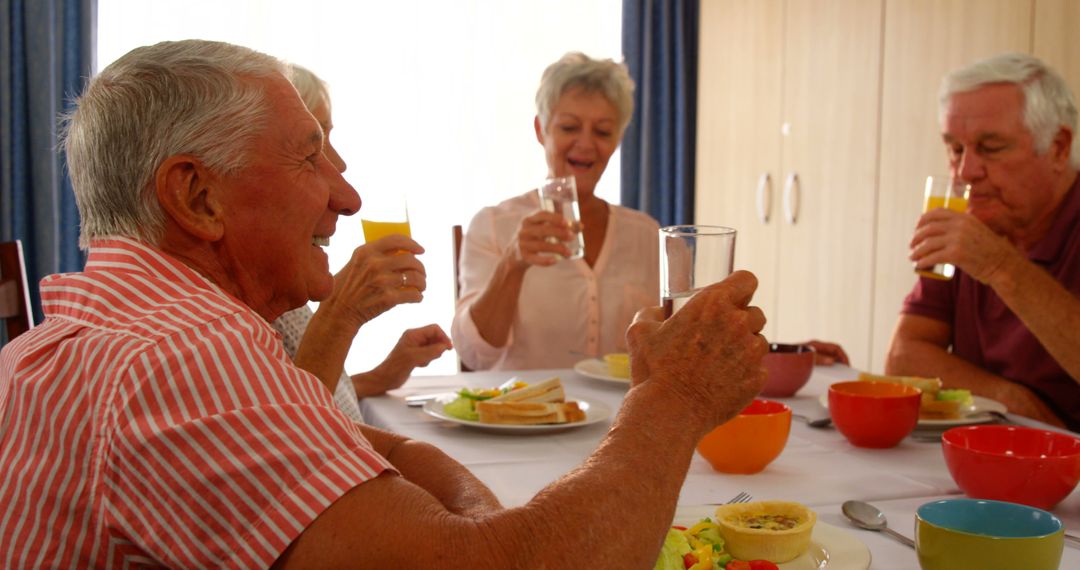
[62,39,287,249]
[940,52,1079,169]
[287,63,330,115]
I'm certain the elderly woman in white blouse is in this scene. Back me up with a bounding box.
[273,64,452,421]
[452,52,659,371]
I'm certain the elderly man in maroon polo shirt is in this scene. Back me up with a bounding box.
[887,53,1080,431]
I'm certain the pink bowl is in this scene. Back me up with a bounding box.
[760,343,815,397]
[942,425,1080,510]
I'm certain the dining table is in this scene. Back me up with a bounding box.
[361,363,1080,569]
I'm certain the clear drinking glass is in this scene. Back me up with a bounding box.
[660,225,737,317]
[916,176,969,280]
[536,175,584,260]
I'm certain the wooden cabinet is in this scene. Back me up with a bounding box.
[696,0,884,367]
[1034,0,1080,95]
[871,0,1033,372]
[698,0,1077,371]
[696,0,784,340]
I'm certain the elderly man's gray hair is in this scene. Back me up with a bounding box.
[940,52,1080,169]
[62,39,287,249]
[287,63,330,116]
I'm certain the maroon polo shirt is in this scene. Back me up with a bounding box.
[902,175,1080,432]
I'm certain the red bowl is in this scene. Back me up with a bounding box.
[942,425,1080,510]
[828,381,921,448]
[760,343,815,397]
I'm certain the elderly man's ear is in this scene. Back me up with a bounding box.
[155,155,226,241]
[1051,126,1075,171]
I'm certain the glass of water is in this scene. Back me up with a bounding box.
[660,225,737,317]
[536,175,584,260]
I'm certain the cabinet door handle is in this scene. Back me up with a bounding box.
[783,172,800,225]
[755,172,772,224]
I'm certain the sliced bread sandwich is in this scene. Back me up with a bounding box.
[476,377,586,425]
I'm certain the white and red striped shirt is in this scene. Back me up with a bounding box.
[0,237,392,568]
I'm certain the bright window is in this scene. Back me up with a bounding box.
[98,0,623,375]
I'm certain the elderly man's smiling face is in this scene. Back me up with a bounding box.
[217,74,360,319]
[942,83,1069,243]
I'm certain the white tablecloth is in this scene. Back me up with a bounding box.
[362,365,1080,569]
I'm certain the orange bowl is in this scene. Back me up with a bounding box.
[697,399,791,474]
[829,381,920,448]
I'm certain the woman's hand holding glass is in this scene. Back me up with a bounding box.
[508,210,579,268]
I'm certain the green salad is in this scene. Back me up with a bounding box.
[442,381,529,421]
[653,519,779,570]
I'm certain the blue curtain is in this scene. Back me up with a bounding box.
[1,0,93,338]
[621,0,698,227]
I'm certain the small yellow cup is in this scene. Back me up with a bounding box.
[603,353,630,379]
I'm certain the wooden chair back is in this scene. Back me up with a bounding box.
[451,225,472,372]
[452,225,464,300]
[0,240,34,341]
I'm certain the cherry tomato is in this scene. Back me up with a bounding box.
[725,560,780,570]
[683,553,697,569]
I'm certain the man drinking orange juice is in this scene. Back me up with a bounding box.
[887,53,1080,431]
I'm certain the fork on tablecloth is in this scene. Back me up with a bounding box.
[726,491,752,504]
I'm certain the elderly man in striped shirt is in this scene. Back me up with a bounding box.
[0,40,768,568]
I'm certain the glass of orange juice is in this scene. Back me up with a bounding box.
[917,175,969,280]
[361,192,410,243]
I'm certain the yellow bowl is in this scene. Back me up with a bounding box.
[714,500,817,563]
[916,499,1064,570]
[603,353,630,379]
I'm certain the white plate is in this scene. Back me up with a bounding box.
[673,505,871,569]
[422,395,612,434]
[817,394,1009,427]
[573,358,631,385]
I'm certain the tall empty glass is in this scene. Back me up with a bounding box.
[536,175,584,260]
[660,225,737,317]
[917,176,969,280]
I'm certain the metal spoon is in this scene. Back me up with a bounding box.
[792,413,833,428]
[842,500,915,548]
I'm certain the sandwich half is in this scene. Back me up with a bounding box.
[476,377,586,425]
[476,400,586,425]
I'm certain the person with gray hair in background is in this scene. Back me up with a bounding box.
[887,53,1080,431]
[274,63,452,423]
[0,39,769,567]
[452,51,661,371]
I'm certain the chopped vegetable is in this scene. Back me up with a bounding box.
[654,518,786,570]
[442,397,478,421]
[653,528,692,570]
[937,389,972,402]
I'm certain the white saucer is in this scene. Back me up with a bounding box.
[573,358,631,385]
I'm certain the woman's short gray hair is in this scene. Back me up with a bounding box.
[535,52,635,134]
[940,52,1080,168]
[287,63,330,114]
[62,39,286,249]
